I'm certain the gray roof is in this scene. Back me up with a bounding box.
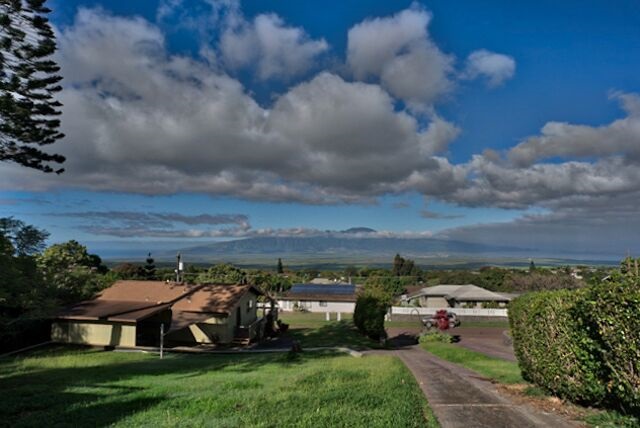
[408,284,512,302]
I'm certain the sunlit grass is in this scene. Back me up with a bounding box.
[420,341,523,384]
[0,347,437,427]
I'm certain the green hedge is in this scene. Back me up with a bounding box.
[579,281,640,414]
[353,295,387,340]
[509,280,640,415]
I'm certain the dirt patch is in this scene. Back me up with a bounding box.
[496,384,590,427]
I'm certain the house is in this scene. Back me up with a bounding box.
[277,283,357,313]
[405,284,512,308]
[166,284,266,345]
[51,280,267,347]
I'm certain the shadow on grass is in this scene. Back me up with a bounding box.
[0,346,340,427]
[286,320,381,350]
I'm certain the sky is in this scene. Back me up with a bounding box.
[1,0,640,259]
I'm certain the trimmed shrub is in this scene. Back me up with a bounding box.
[578,281,640,414]
[353,295,387,340]
[509,289,606,405]
[510,280,640,415]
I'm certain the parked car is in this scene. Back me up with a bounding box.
[422,310,461,330]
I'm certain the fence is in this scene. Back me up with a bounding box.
[390,306,508,318]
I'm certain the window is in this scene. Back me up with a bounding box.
[319,301,327,307]
[247,299,253,313]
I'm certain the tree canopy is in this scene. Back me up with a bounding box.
[0,0,65,172]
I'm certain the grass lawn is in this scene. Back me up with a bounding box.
[419,341,523,384]
[0,347,438,427]
[279,312,379,350]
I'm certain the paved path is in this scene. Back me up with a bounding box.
[452,327,516,362]
[372,345,579,428]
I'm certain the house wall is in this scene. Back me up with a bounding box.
[277,299,355,313]
[51,321,136,347]
[421,296,450,308]
[167,291,261,345]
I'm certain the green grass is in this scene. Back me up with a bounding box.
[420,341,524,384]
[279,312,379,350]
[0,347,438,427]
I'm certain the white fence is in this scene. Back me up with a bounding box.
[390,306,508,318]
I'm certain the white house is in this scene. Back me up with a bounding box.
[277,283,357,313]
[405,284,513,308]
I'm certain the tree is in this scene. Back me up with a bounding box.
[391,253,418,277]
[144,252,156,280]
[37,240,108,302]
[0,216,48,255]
[276,258,284,274]
[196,263,245,284]
[529,259,536,272]
[0,0,65,173]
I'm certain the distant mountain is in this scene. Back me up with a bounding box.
[175,236,526,258]
[340,227,377,234]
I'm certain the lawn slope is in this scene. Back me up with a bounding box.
[1,347,437,427]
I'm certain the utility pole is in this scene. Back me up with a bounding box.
[175,253,184,283]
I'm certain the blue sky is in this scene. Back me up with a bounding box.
[1,0,640,258]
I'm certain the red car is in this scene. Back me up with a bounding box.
[422,310,461,330]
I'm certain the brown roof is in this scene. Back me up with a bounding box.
[172,284,263,315]
[279,293,357,303]
[57,281,263,325]
[58,299,171,322]
[97,280,201,304]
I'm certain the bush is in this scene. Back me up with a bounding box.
[509,289,606,405]
[578,280,640,414]
[510,280,640,415]
[353,295,387,340]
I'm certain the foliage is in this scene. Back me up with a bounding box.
[144,253,156,280]
[111,262,145,280]
[509,289,606,405]
[0,0,65,173]
[196,263,245,284]
[418,331,453,344]
[276,257,284,274]
[577,279,640,414]
[509,277,640,414]
[392,253,418,277]
[0,216,49,255]
[37,240,111,303]
[353,292,388,340]
[251,271,292,293]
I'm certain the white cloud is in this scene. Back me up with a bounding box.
[463,49,515,87]
[220,12,328,80]
[508,92,640,166]
[0,8,461,205]
[347,4,454,108]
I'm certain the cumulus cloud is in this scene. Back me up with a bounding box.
[347,4,454,108]
[220,12,328,80]
[435,92,640,209]
[0,7,462,204]
[508,92,640,166]
[463,49,515,87]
